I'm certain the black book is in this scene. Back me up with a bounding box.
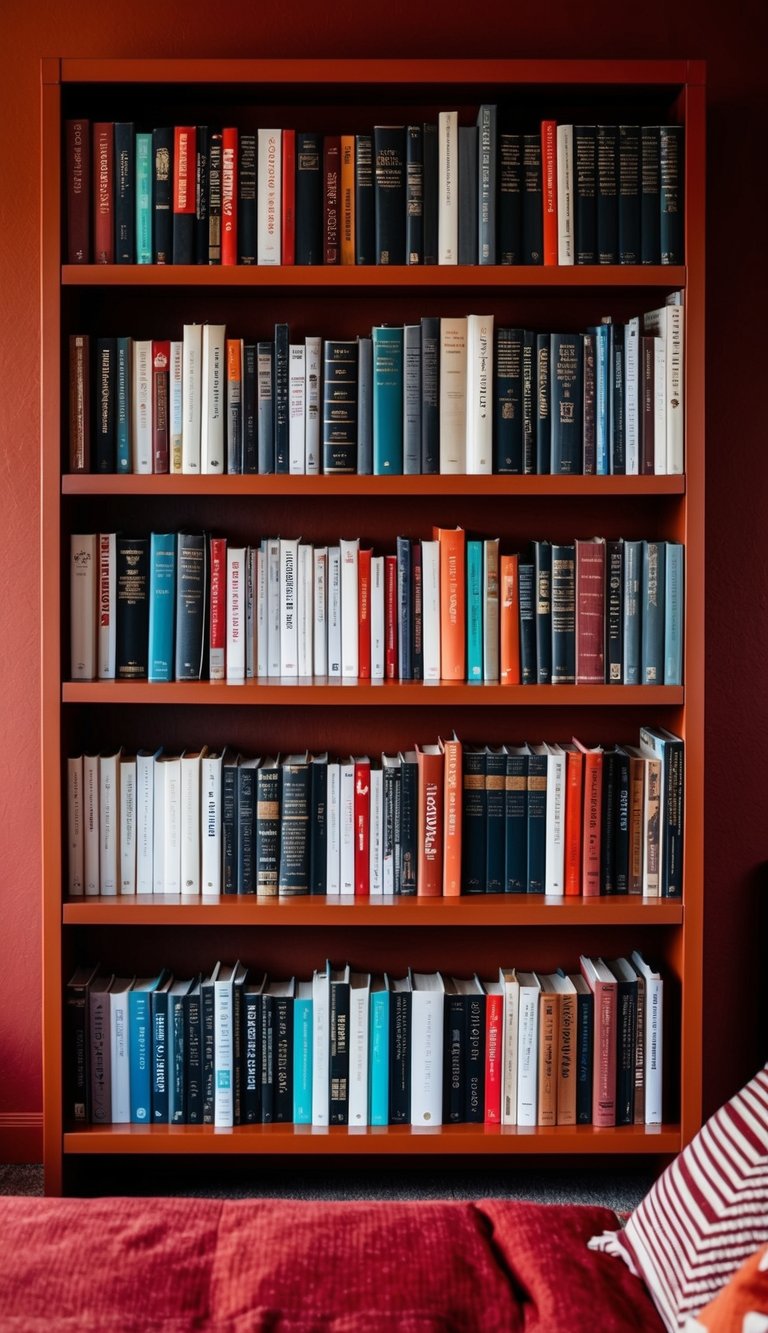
[551,543,576,685]
[373,125,406,264]
[535,333,551,474]
[550,333,583,475]
[596,124,618,264]
[607,959,638,1126]
[278,755,310,896]
[221,752,239,896]
[399,749,418,896]
[396,537,412,681]
[95,337,116,472]
[422,123,438,265]
[494,327,523,473]
[639,726,684,900]
[518,560,536,685]
[613,748,630,894]
[411,542,423,681]
[600,749,618,895]
[406,125,423,264]
[195,126,210,265]
[458,125,478,265]
[573,125,596,264]
[256,757,280,896]
[207,132,222,264]
[236,757,259,895]
[606,539,624,685]
[329,966,351,1124]
[201,964,218,1125]
[114,122,135,264]
[257,342,274,474]
[259,988,275,1123]
[242,342,258,473]
[582,332,597,474]
[273,323,290,473]
[612,325,626,473]
[238,132,257,265]
[521,330,535,473]
[234,962,249,1125]
[310,753,328,894]
[322,340,358,473]
[420,316,440,473]
[443,983,466,1122]
[533,540,552,684]
[382,756,402,896]
[570,974,594,1124]
[354,133,374,264]
[116,536,148,679]
[463,978,486,1123]
[242,977,266,1124]
[485,747,506,893]
[272,981,294,1123]
[640,126,661,264]
[660,125,684,264]
[476,104,497,264]
[526,744,547,893]
[504,746,528,892]
[462,746,487,894]
[152,127,173,264]
[184,978,203,1124]
[387,975,411,1124]
[498,132,522,264]
[174,532,207,680]
[151,977,173,1123]
[168,979,191,1125]
[618,125,641,265]
[296,132,323,265]
[521,133,543,263]
[65,964,98,1122]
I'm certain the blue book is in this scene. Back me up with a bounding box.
[129,972,168,1123]
[114,122,135,264]
[292,982,313,1124]
[151,977,174,1123]
[622,540,642,685]
[641,541,666,686]
[466,540,483,681]
[135,133,152,264]
[148,533,177,682]
[590,324,609,474]
[369,981,389,1126]
[116,337,132,473]
[168,979,193,1125]
[664,542,684,686]
[372,326,404,475]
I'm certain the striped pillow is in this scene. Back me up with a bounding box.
[589,1065,768,1333]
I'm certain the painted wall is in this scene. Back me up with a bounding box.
[0,0,766,1160]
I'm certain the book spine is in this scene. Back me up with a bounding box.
[541,119,557,265]
[255,767,280,898]
[503,753,527,893]
[556,123,574,264]
[550,334,583,474]
[329,979,350,1124]
[526,752,547,892]
[373,328,404,474]
[201,980,215,1123]
[600,751,617,895]
[195,125,210,266]
[97,533,116,680]
[323,136,340,265]
[305,335,322,475]
[288,344,306,475]
[582,753,602,897]
[462,750,487,894]
[279,762,310,896]
[521,331,535,474]
[293,997,312,1124]
[437,527,465,679]
[420,317,440,473]
[237,132,257,265]
[257,128,281,265]
[484,991,502,1123]
[221,127,238,266]
[354,761,371,895]
[660,125,684,264]
[465,993,485,1123]
[664,543,684,686]
[575,540,605,684]
[273,995,293,1122]
[465,315,493,474]
[551,544,575,685]
[135,133,152,263]
[226,547,246,683]
[641,541,666,685]
[582,332,596,473]
[498,132,522,264]
[242,342,258,473]
[403,325,422,474]
[114,122,135,263]
[389,990,411,1123]
[151,341,170,474]
[485,750,506,892]
[281,128,296,265]
[172,126,196,264]
[92,122,114,263]
[257,342,275,473]
[185,989,202,1123]
[533,541,552,685]
[477,104,496,264]
[406,124,423,264]
[422,122,438,265]
[90,985,112,1123]
[151,989,169,1122]
[147,532,176,682]
[323,340,358,473]
[537,990,558,1125]
[606,540,624,684]
[95,337,116,473]
[438,111,458,264]
[564,751,583,895]
[458,126,478,265]
[214,979,234,1127]
[169,340,183,473]
[494,328,522,473]
[518,561,536,685]
[295,132,322,264]
[576,989,593,1123]
[152,127,173,264]
[356,336,373,475]
[522,134,543,263]
[340,135,355,265]
[399,757,418,896]
[69,334,91,472]
[66,119,90,262]
[613,749,630,895]
[596,125,618,263]
[116,537,149,680]
[273,324,290,473]
[354,133,374,264]
[535,333,551,474]
[615,981,637,1125]
[544,749,566,896]
[129,989,154,1122]
[640,126,661,264]
[618,125,640,264]
[410,987,443,1125]
[369,991,389,1125]
[573,126,596,263]
[358,549,372,680]
[310,759,328,894]
[207,132,222,263]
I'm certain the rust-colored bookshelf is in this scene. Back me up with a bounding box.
[41,57,705,1195]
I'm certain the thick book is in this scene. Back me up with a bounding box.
[459,977,486,1123]
[323,340,358,473]
[257,129,281,265]
[409,972,444,1125]
[533,540,552,685]
[114,122,135,264]
[292,980,312,1124]
[221,127,238,266]
[596,124,618,264]
[606,539,624,684]
[640,725,684,900]
[116,537,149,680]
[537,975,559,1126]
[273,323,289,473]
[434,525,465,680]
[462,746,487,894]
[535,333,551,474]
[295,132,323,265]
[642,540,666,685]
[135,132,152,264]
[66,964,99,1121]
[521,133,543,263]
[354,133,374,264]
[573,125,596,263]
[278,755,310,896]
[147,532,176,682]
[328,965,350,1124]
[516,972,541,1126]
[607,958,638,1125]
[403,324,422,474]
[172,126,196,263]
[660,125,684,264]
[152,127,173,264]
[388,975,412,1124]
[465,315,493,474]
[439,317,467,473]
[570,973,594,1124]
[640,126,661,265]
[372,326,404,474]
[551,543,576,685]
[151,976,174,1123]
[504,746,528,893]
[283,130,297,264]
[618,125,641,264]
[500,555,520,686]
[406,124,423,264]
[631,951,663,1124]
[373,126,406,264]
[458,126,478,265]
[485,747,506,893]
[89,976,114,1124]
[579,955,617,1127]
[541,119,558,266]
[237,132,257,265]
[66,119,90,263]
[498,132,522,264]
[69,334,91,472]
[323,135,340,265]
[476,104,497,264]
[92,122,114,263]
[195,126,210,266]
[416,744,443,897]
[443,979,466,1123]
[422,122,438,265]
[437,111,458,264]
[95,337,116,473]
[494,327,523,473]
[129,971,168,1123]
[575,537,606,684]
[550,334,583,474]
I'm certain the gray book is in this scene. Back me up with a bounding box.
[477,104,497,264]
[357,336,373,474]
[459,126,478,264]
[89,975,115,1124]
[256,342,274,474]
[403,325,421,475]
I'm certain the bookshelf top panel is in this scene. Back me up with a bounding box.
[62,682,685,707]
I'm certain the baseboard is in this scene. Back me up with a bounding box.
[0,1114,43,1164]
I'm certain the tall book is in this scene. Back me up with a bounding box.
[373,125,406,264]
[372,326,403,475]
[578,955,617,1127]
[323,340,357,473]
[437,111,458,264]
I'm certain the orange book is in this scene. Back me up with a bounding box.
[541,119,558,266]
[340,135,356,265]
[537,977,559,1126]
[440,732,462,896]
[358,547,372,679]
[416,744,444,897]
[433,526,465,679]
[562,743,584,895]
[500,554,520,684]
[573,738,602,897]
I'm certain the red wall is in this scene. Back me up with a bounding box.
[1,0,766,1161]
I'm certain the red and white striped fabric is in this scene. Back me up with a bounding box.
[589,1065,768,1333]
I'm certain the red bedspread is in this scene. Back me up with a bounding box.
[0,1196,663,1330]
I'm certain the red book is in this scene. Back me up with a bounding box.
[500,554,520,684]
[575,537,606,683]
[209,537,227,680]
[416,744,443,897]
[221,127,238,266]
[562,744,584,895]
[172,126,196,264]
[92,122,114,264]
[353,756,371,895]
[573,739,602,897]
[579,956,617,1127]
[358,548,372,679]
[483,984,503,1123]
[281,129,296,266]
[323,135,340,264]
[151,341,170,474]
[541,119,558,266]
[66,119,90,263]
[384,554,398,680]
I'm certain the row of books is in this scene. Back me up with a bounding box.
[67,727,683,901]
[70,532,684,687]
[66,952,664,1129]
[66,117,684,268]
[69,298,684,476]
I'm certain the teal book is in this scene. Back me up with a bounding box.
[641,541,666,686]
[590,324,609,475]
[664,542,684,686]
[466,540,483,681]
[129,971,168,1124]
[116,337,132,473]
[369,980,389,1126]
[135,133,152,264]
[372,326,404,475]
[148,532,177,682]
[293,982,313,1124]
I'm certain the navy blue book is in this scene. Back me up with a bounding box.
[242,342,258,473]
[443,985,466,1122]
[257,342,274,474]
[533,541,552,684]
[498,132,522,264]
[151,977,173,1123]
[504,746,528,892]
[660,125,684,264]
[256,759,280,897]
[221,751,239,896]
[152,127,173,264]
[573,125,596,263]
[494,328,523,473]
[521,133,543,263]
[116,536,148,680]
[521,330,536,473]
[606,539,624,685]
[550,333,583,474]
[168,979,193,1124]
[354,133,375,264]
[618,125,641,264]
[485,747,506,893]
[273,324,290,473]
[526,745,547,892]
[518,561,536,685]
[295,132,323,265]
[114,122,135,264]
[613,748,631,895]
[571,973,594,1124]
[238,133,257,265]
[642,541,666,685]
[535,333,551,473]
[278,756,311,896]
[95,337,116,472]
[184,978,203,1124]
[195,127,210,266]
[458,126,478,265]
[640,126,661,264]
[422,123,438,265]
[201,965,217,1124]
[406,125,423,264]
[310,753,327,894]
[259,990,275,1123]
[374,125,406,264]
[388,976,411,1123]
[551,543,576,685]
[396,536,412,681]
[462,746,487,893]
[323,340,358,473]
[398,750,418,897]
[420,317,440,473]
[596,124,618,264]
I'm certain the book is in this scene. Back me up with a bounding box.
[462,746,487,894]
[92,122,114,263]
[348,973,371,1125]
[70,534,97,680]
[438,111,458,264]
[465,315,493,474]
[388,974,412,1123]
[422,122,438,265]
[416,744,443,897]
[596,124,618,264]
[406,124,423,265]
[257,129,281,265]
[95,337,116,473]
[129,971,168,1123]
[458,126,478,265]
[516,972,541,1126]
[374,125,406,264]
[660,125,684,264]
[329,964,351,1124]
[433,526,465,679]
[575,538,606,684]
[556,124,574,264]
[221,128,238,265]
[541,119,557,266]
[172,126,196,263]
[369,978,389,1125]
[579,955,617,1127]
[66,119,90,263]
[550,334,583,474]
[409,972,444,1125]
[147,532,176,682]
[354,133,374,264]
[631,951,663,1124]
[152,127,173,264]
[296,132,322,264]
[114,122,135,264]
[494,327,523,473]
[570,973,594,1124]
[323,136,340,264]
[618,125,641,264]
[403,324,421,474]
[116,537,149,680]
[69,334,91,471]
[439,317,467,472]
[537,973,559,1125]
[323,340,358,473]
[372,326,403,474]
[498,132,522,264]
[476,104,497,264]
[574,125,597,263]
[606,958,638,1126]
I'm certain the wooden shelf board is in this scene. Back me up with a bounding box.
[62,474,685,498]
[62,894,683,927]
[62,263,686,289]
[62,682,685,706]
[63,1123,682,1155]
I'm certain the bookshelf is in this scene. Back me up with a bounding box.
[41,57,705,1195]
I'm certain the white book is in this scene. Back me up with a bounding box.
[438,110,458,264]
[151,756,166,894]
[326,762,341,895]
[136,747,159,895]
[266,538,281,676]
[131,339,152,473]
[257,128,282,265]
[543,742,566,895]
[245,547,257,680]
[643,300,684,475]
[67,756,84,895]
[201,751,223,896]
[83,753,100,897]
[348,972,372,1126]
[256,545,268,678]
[499,967,520,1126]
[340,538,359,678]
[70,534,97,680]
[201,323,226,474]
[298,543,313,677]
[213,962,237,1127]
[169,339,183,473]
[421,541,441,680]
[465,315,494,473]
[181,323,202,473]
[327,546,342,678]
[624,317,640,475]
[288,344,306,474]
[516,972,541,1126]
[311,963,331,1125]
[162,756,182,894]
[653,336,667,474]
[631,950,663,1125]
[180,748,204,894]
[369,766,383,895]
[109,978,134,1124]
[97,533,116,679]
[482,537,500,681]
[279,537,299,675]
[370,556,385,680]
[339,761,355,893]
[439,317,467,472]
[410,972,445,1125]
[304,335,322,475]
[313,548,328,677]
[118,753,137,894]
[556,124,574,264]
[226,547,246,682]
